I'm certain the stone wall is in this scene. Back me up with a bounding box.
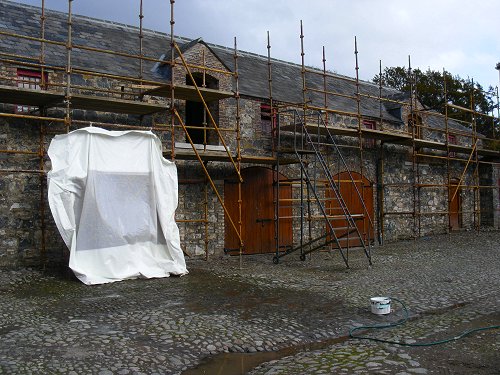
[175,162,232,257]
[495,166,500,228]
[0,118,66,268]
[480,164,500,229]
[0,42,498,268]
[381,147,480,241]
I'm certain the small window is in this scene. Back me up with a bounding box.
[448,134,457,157]
[16,69,47,113]
[408,113,422,139]
[260,104,276,134]
[363,120,376,148]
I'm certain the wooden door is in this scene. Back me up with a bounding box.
[449,179,461,230]
[224,167,292,254]
[326,172,374,248]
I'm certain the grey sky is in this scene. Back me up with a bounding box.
[10,0,500,92]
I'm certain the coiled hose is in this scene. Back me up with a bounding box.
[349,297,500,347]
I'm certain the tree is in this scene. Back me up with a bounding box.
[373,67,499,140]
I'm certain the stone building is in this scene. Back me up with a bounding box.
[0,0,498,268]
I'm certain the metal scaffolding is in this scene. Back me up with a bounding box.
[271,25,375,267]
[270,22,499,265]
[0,3,498,268]
[0,0,246,264]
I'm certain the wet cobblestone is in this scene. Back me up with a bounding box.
[0,231,499,374]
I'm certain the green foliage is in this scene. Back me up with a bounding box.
[373,67,499,140]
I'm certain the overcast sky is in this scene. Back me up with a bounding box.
[12,0,500,91]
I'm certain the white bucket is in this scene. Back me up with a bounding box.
[370,296,391,315]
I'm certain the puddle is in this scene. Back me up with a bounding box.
[181,335,350,375]
[181,351,283,375]
[182,269,346,323]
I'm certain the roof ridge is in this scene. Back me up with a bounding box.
[1,0,191,41]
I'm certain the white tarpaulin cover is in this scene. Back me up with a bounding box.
[47,127,188,285]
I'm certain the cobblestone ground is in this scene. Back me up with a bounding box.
[0,231,499,374]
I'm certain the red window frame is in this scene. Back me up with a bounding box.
[17,69,44,78]
[16,69,48,113]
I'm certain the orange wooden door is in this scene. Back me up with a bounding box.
[326,172,374,248]
[449,180,461,230]
[224,167,292,254]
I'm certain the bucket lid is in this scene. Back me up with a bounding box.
[370,297,390,303]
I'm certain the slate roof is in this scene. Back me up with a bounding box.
[206,45,406,122]
[0,0,177,80]
[0,0,406,121]
[0,0,471,131]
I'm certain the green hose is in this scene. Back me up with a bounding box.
[349,297,500,347]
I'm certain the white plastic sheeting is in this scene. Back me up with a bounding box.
[47,127,188,285]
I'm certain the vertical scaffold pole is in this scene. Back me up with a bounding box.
[234,37,243,269]
[39,0,47,266]
[378,60,383,131]
[408,56,418,239]
[413,66,422,237]
[139,0,144,82]
[40,0,46,88]
[300,21,306,256]
[497,86,500,126]
[202,49,207,150]
[444,69,452,234]
[170,0,176,160]
[65,0,73,133]
[378,60,385,243]
[138,0,145,127]
[471,80,480,232]
[322,46,328,125]
[354,36,366,246]
[321,45,328,252]
[268,31,280,257]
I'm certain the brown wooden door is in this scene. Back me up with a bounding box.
[326,172,374,248]
[224,167,292,254]
[449,180,461,230]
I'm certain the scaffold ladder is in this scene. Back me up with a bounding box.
[273,109,373,268]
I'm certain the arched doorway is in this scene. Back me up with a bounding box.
[326,171,374,247]
[449,178,462,230]
[224,167,292,254]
